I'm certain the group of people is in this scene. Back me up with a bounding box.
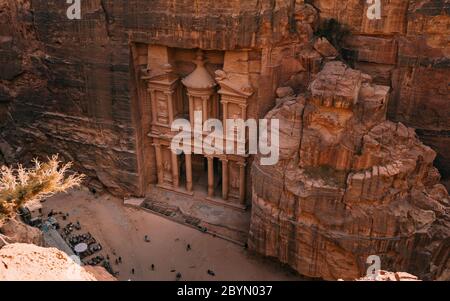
[62,221,81,236]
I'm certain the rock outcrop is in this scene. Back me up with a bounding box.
[0,0,320,196]
[0,218,44,247]
[249,61,450,280]
[0,0,448,196]
[0,0,448,281]
[310,0,450,189]
[0,243,115,281]
[356,270,420,281]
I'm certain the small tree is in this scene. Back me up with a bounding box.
[0,155,85,218]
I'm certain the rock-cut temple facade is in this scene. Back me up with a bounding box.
[0,0,449,280]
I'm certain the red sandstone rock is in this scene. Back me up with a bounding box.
[0,243,115,281]
[0,0,448,281]
[1,0,447,194]
[357,270,420,281]
[0,218,44,247]
[249,61,450,280]
[314,37,339,59]
[311,0,450,188]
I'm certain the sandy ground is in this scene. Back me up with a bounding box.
[41,188,302,281]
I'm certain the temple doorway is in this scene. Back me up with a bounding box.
[191,154,207,194]
[191,155,222,199]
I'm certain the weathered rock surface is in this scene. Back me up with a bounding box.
[0,0,448,195]
[0,0,448,282]
[0,218,44,247]
[0,0,319,196]
[356,270,420,281]
[0,243,114,281]
[310,0,450,189]
[249,61,450,280]
[314,37,339,59]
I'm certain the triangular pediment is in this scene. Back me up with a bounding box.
[144,71,178,84]
[215,70,254,97]
[217,79,254,97]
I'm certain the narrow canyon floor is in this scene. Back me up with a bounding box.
[41,189,302,281]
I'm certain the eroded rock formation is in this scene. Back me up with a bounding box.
[0,243,115,281]
[0,0,448,195]
[356,270,420,281]
[249,61,450,280]
[0,218,44,247]
[309,0,450,188]
[0,0,448,281]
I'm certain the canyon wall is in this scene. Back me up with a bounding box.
[0,0,312,195]
[0,0,448,281]
[249,61,450,280]
[309,0,450,187]
[0,0,448,195]
[0,243,116,280]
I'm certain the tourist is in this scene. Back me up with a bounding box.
[132,268,135,275]
[151,264,155,271]
[186,244,191,251]
[176,272,182,281]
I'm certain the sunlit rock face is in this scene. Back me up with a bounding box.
[0,243,115,281]
[357,270,420,281]
[249,61,450,280]
[0,0,319,196]
[0,0,448,194]
[0,218,44,247]
[0,0,448,281]
[309,0,450,188]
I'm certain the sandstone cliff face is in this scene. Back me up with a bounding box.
[0,0,448,281]
[249,61,450,280]
[309,0,450,188]
[0,218,44,248]
[357,270,420,281]
[0,0,316,196]
[0,243,115,281]
[0,0,448,195]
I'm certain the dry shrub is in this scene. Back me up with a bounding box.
[0,155,85,217]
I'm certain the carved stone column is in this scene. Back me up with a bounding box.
[189,96,194,127]
[154,143,164,185]
[221,159,229,200]
[185,154,193,192]
[207,156,214,197]
[149,89,157,125]
[171,153,179,188]
[202,96,208,122]
[238,162,246,204]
